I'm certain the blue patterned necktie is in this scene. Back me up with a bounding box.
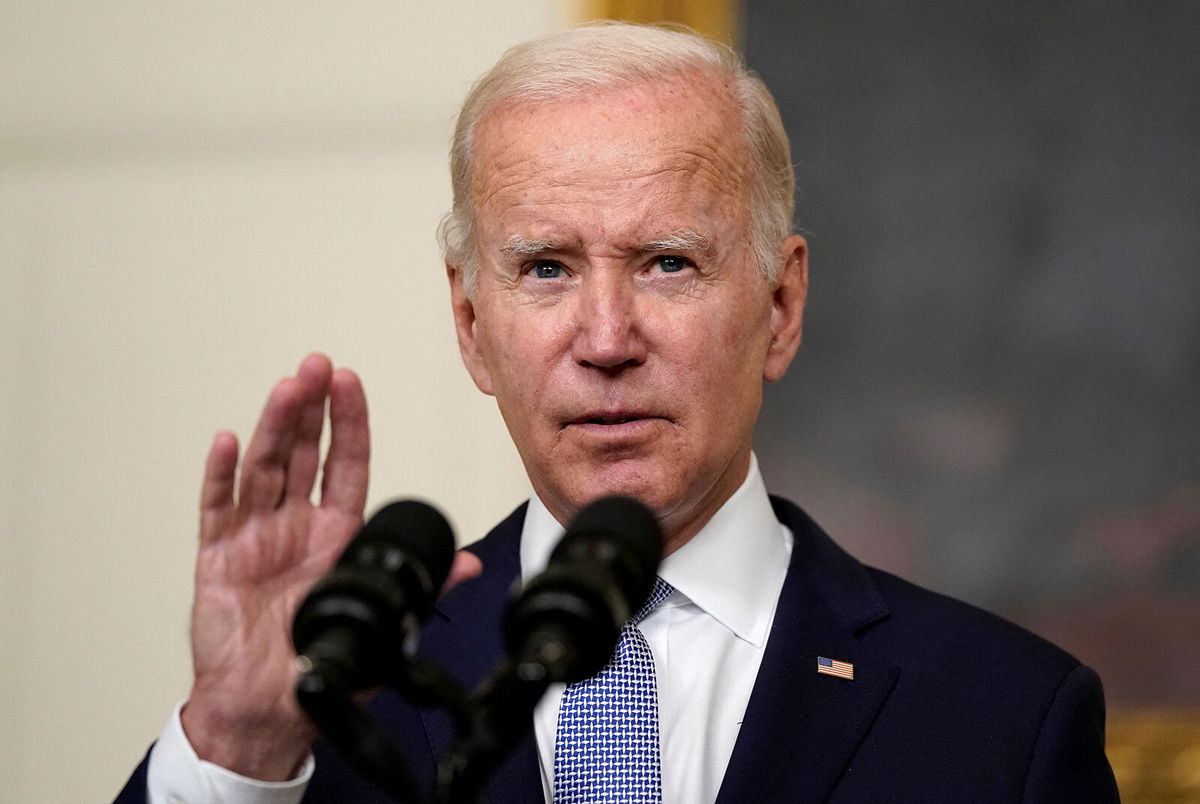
[553,577,675,804]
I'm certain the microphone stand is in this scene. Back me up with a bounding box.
[296,651,471,804]
[295,496,662,803]
[296,668,422,802]
[436,621,582,803]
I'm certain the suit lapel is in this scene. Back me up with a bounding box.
[414,497,897,803]
[716,498,899,803]
[415,504,544,802]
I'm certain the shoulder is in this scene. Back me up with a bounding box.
[461,501,527,567]
[769,496,1118,797]
[437,501,527,618]
[859,568,1117,798]
[770,493,1081,679]
[864,564,1083,682]
[767,496,1117,798]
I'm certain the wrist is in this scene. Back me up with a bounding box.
[181,690,315,781]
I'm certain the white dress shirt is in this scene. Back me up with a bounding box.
[147,455,791,804]
[524,455,792,804]
[147,700,314,804]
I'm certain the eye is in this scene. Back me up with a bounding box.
[529,260,565,279]
[652,255,690,274]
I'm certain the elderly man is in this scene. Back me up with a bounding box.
[118,22,1118,803]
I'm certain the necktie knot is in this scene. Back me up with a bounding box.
[630,577,674,627]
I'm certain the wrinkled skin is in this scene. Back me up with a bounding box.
[450,75,808,554]
[182,354,480,779]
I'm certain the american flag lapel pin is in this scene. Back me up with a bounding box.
[817,655,855,680]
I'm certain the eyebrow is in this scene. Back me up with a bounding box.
[498,228,714,260]
[640,229,712,255]
[500,235,558,260]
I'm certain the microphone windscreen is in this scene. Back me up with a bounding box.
[552,495,661,572]
[503,495,663,683]
[358,499,456,591]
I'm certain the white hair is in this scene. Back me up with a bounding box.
[438,21,796,296]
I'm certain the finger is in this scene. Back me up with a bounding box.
[238,377,303,512]
[320,367,370,514]
[441,551,484,598]
[199,430,239,546]
[283,354,334,502]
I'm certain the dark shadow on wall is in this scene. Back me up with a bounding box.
[745,0,1200,706]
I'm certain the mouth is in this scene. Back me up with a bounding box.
[558,410,674,451]
[564,410,667,431]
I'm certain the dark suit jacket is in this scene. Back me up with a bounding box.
[118,497,1119,802]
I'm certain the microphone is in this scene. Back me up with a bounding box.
[504,494,664,684]
[291,499,456,693]
[435,495,664,801]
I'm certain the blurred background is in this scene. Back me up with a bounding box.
[743,3,1200,800]
[1,1,1195,800]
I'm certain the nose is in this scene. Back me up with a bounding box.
[571,271,647,371]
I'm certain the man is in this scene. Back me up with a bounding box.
[118,22,1118,803]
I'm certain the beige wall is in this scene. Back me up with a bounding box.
[0,2,570,799]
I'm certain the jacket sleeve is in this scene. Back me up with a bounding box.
[1022,663,1120,802]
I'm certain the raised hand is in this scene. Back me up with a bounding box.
[181,354,370,780]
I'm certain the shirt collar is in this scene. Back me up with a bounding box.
[518,453,792,648]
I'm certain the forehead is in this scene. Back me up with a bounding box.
[469,76,751,246]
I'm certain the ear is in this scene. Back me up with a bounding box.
[763,235,808,383]
[447,263,495,396]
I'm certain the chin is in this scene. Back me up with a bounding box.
[580,467,689,515]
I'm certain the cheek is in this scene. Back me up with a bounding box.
[475,307,561,409]
[674,307,772,424]
[682,300,770,372]
[471,306,518,390]
[481,332,528,400]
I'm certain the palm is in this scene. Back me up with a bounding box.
[183,354,370,779]
[191,505,359,691]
